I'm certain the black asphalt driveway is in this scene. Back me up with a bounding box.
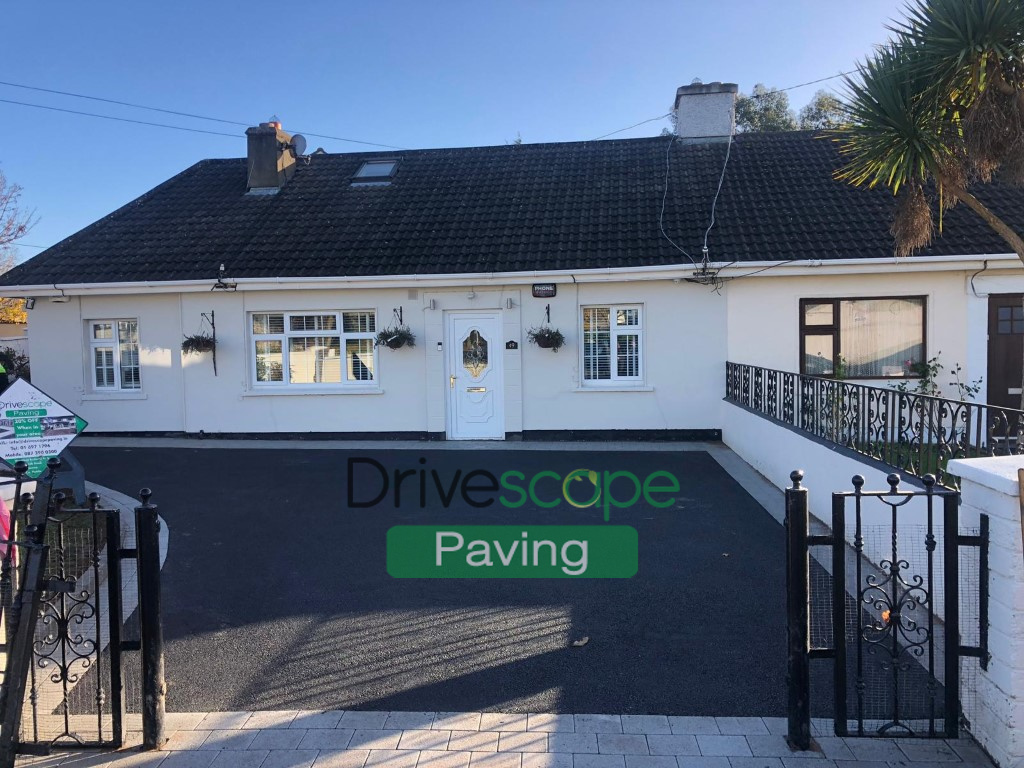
[76,446,788,715]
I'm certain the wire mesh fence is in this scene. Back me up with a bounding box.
[808,522,982,737]
[13,505,141,747]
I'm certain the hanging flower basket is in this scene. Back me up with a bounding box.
[527,326,565,352]
[181,332,216,355]
[375,325,416,350]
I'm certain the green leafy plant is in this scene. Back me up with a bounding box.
[181,332,216,355]
[527,326,565,352]
[375,325,416,350]
[893,352,982,401]
[0,346,29,381]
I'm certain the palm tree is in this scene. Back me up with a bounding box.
[832,0,1024,259]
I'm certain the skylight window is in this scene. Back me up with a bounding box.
[354,160,398,180]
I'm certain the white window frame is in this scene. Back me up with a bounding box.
[87,319,142,392]
[580,304,645,387]
[249,310,378,389]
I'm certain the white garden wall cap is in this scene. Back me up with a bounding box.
[947,455,1024,496]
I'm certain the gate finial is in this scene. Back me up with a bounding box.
[790,469,804,489]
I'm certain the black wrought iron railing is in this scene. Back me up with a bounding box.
[725,361,1024,488]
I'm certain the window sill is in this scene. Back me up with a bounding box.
[81,392,147,401]
[573,385,654,393]
[242,387,384,397]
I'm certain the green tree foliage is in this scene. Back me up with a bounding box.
[798,90,845,130]
[832,0,1024,260]
[735,84,797,132]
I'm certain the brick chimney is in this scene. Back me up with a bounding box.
[673,80,738,142]
[245,121,297,192]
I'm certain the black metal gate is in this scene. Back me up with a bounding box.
[0,458,166,764]
[786,470,989,748]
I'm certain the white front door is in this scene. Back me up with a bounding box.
[446,312,505,440]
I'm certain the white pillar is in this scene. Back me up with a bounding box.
[946,455,1024,767]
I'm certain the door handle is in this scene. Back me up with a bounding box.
[467,387,486,393]
[450,375,456,389]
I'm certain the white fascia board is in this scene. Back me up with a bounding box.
[2,252,1020,297]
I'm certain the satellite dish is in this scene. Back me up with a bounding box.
[292,134,307,157]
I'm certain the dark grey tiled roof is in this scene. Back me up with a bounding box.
[5,131,1024,287]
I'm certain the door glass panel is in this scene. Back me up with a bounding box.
[462,329,488,378]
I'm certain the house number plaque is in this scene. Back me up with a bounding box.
[506,340,519,350]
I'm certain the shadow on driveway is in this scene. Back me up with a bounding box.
[77,446,787,715]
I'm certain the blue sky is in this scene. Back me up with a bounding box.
[3,1,900,257]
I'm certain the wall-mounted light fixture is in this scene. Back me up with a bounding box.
[23,298,35,310]
[436,341,443,352]
[467,289,476,300]
[506,298,515,309]
[427,299,436,310]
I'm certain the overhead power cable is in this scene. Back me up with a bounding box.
[0,79,407,149]
[591,113,671,141]
[0,98,241,137]
[750,71,855,98]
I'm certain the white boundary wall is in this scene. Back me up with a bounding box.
[721,400,931,532]
[946,456,1024,768]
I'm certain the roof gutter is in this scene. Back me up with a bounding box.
[2,252,1021,297]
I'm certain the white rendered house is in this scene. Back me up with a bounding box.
[4,83,1024,439]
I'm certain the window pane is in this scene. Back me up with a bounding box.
[253,314,285,334]
[804,302,834,326]
[255,340,284,382]
[117,320,139,343]
[289,337,341,383]
[583,308,611,380]
[616,308,639,327]
[583,307,610,333]
[804,335,834,375]
[93,322,113,340]
[290,314,337,332]
[116,321,141,389]
[616,333,640,377]
[94,347,115,387]
[346,339,375,381]
[342,312,376,333]
[840,298,923,377]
